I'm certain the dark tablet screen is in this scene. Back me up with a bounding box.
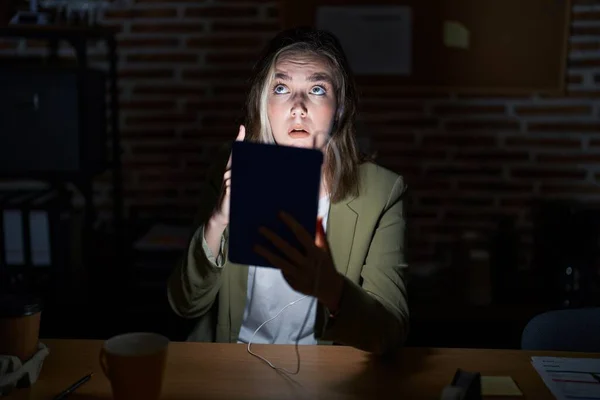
[228,141,324,268]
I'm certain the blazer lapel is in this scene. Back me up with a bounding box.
[326,196,359,277]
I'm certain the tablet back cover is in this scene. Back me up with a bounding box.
[228,141,324,268]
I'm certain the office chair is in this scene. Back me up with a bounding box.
[521,308,600,352]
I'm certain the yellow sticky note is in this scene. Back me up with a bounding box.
[481,376,523,396]
[443,20,470,49]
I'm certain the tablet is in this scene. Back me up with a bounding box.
[228,141,324,268]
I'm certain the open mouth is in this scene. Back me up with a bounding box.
[288,128,310,138]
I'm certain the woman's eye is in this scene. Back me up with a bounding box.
[311,86,326,95]
[274,84,289,94]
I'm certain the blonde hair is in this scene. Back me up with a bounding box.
[244,28,372,203]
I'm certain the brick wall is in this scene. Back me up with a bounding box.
[1,1,599,269]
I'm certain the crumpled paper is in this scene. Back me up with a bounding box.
[0,342,49,396]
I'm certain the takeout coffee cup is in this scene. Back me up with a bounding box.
[0,293,42,362]
[100,332,169,400]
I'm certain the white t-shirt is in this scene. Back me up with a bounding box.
[237,196,331,345]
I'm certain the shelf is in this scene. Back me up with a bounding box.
[0,167,110,181]
[0,22,125,314]
[0,24,117,40]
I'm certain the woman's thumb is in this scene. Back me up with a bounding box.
[237,125,246,141]
[315,217,328,249]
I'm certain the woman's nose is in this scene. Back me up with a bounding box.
[290,96,307,117]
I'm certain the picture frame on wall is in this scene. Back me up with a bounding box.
[281,0,572,95]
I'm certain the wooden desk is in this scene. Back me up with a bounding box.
[7,339,600,399]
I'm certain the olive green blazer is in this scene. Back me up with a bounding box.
[167,145,409,355]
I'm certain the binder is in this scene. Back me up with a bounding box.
[0,189,38,267]
[0,188,63,268]
[0,190,18,268]
[27,189,62,267]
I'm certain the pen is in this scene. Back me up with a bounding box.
[53,372,93,400]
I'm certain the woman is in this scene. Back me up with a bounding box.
[167,27,409,356]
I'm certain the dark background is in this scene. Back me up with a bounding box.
[0,0,599,350]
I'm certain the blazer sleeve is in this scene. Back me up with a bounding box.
[167,144,230,319]
[314,176,409,355]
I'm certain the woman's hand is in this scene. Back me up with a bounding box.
[254,212,345,313]
[211,125,246,226]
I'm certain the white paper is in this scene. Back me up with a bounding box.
[3,210,25,265]
[316,6,412,75]
[532,356,600,400]
[29,211,51,266]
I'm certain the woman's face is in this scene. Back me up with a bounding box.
[267,53,338,151]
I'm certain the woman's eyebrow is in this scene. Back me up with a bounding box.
[274,72,291,81]
[306,72,333,84]
[274,71,333,84]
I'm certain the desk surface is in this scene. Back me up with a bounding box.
[7,339,600,399]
